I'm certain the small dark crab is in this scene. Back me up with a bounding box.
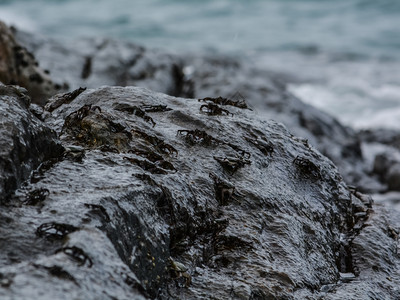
[154,141,178,156]
[36,222,78,240]
[169,257,191,287]
[123,157,169,174]
[74,104,101,120]
[142,104,172,113]
[84,203,111,223]
[200,103,233,116]
[213,155,251,174]
[128,148,163,162]
[24,188,50,205]
[114,103,156,127]
[131,129,178,156]
[293,156,321,180]
[209,173,235,205]
[62,104,101,133]
[244,135,274,156]
[177,129,220,146]
[198,92,249,109]
[62,146,85,162]
[56,246,93,267]
[127,149,177,172]
[226,142,251,159]
[45,87,87,113]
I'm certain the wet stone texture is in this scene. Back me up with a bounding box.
[13,26,389,194]
[1,86,399,299]
[0,83,63,202]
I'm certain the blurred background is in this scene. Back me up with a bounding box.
[1,0,399,130]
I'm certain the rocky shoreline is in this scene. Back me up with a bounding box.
[1,21,400,299]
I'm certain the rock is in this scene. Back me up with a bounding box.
[372,150,400,184]
[388,164,400,191]
[0,83,63,202]
[13,31,188,98]
[184,54,374,192]
[359,129,400,192]
[321,204,400,300]
[0,86,399,299]
[13,30,377,192]
[0,21,58,104]
[359,128,400,150]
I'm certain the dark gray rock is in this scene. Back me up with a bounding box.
[14,31,187,98]
[359,128,400,150]
[320,204,400,300]
[1,86,399,299]
[14,30,378,192]
[184,54,377,192]
[0,83,63,202]
[387,164,400,191]
[359,129,400,192]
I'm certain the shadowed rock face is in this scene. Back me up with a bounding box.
[1,86,399,299]
[0,83,63,202]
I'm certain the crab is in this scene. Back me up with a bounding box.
[142,104,172,113]
[131,129,178,156]
[56,246,93,267]
[177,129,220,146]
[129,148,163,162]
[200,103,232,116]
[75,104,101,120]
[84,203,111,223]
[31,158,59,184]
[226,142,251,158]
[45,87,87,113]
[293,156,321,180]
[62,145,85,162]
[124,157,168,174]
[24,188,50,205]
[169,257,191,287]
[114,103,156,127]
[244,135,274,156]
[213,155,251,174]
[209,173,235,205]
[198,92,248,109]
[36,222,78,240]
[61,104,102,133]
[128,149,176,172]
[154,141,178,156]
[99,144,120,153]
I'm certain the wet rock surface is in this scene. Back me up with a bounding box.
[0,83,62,202]
[1,86,400,299]
[12,27,385,193]
[183,55,383,194]
[1,22,400,299]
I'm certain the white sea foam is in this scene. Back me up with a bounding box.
[0,9,37,32]
[289,77,400,130]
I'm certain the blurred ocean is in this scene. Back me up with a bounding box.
[0,0,400,130]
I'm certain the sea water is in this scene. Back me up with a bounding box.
[1,0,400,130]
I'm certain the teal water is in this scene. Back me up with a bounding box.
[1,0,400,129]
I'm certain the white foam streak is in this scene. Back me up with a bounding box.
[0,10,37,32]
